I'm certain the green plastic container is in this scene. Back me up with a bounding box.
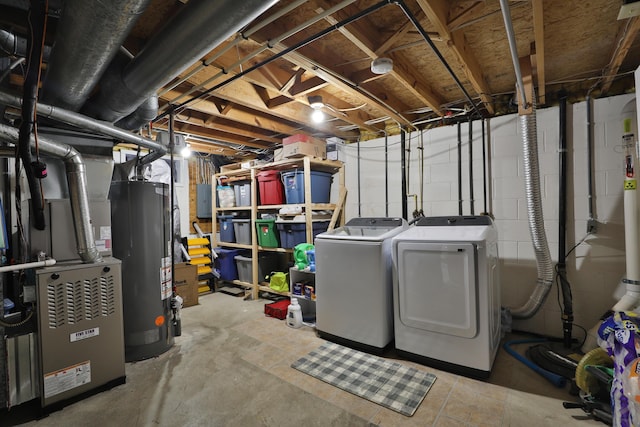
[255,218,279,247]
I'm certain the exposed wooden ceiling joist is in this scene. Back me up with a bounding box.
[270,42,409,127]
[320,7,444,115]
[600,16,640,95]
[160,88,303,137]
[415,0,494,114]
[531,0,545,104]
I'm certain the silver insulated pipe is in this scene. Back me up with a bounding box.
[0,124,101,263]
[0,90,166,164]
[41,0,152,111]
[86,0,280,123]
[510,99,554,319]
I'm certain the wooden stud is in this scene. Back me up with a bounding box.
[531,0,546,104]
[601,16,640,95]
[517,56,534,116]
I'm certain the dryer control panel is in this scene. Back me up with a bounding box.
[416,215,492,227]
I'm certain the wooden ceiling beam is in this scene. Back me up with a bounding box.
[154,123,262,155]
[252,84,295,109]
[320,8,443,115]
[175,49,364,136]
[173,110,282,144]
[190,43,381,134]
[288,76,329,96]
[415,0,494,114]
[159,89,301,136]
[270,43,408,127]
[375,11,425,56]
[281,68,305,93]
[447,1,487,32]
[186,141,238,156]
[171,121,271,149]
[531,0,546,104]
[600,16,640,95]
[350,67,386,85]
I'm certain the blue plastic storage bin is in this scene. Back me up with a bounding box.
[215,248,242,281]
[218,215,235,243]
[281,170,332,204]
[276,221,330,248]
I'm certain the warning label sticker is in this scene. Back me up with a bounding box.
[44,360,91,399]
[160,256,172,300]
[625,180,637,190]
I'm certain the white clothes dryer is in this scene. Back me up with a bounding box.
[392,216,501,378]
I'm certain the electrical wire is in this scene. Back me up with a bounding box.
[0,307,34,327]
[565,234,590,259]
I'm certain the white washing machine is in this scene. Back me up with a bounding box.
[392,216,501,378]
[315,217,408,352]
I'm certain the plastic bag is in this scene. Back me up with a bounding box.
[268,272,289,293]
[294,243,314,270]
[598,311,640,427]
[217,185,235,208]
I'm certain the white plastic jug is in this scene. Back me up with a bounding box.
[286,298,303,329]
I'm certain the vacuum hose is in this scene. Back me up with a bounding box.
[503,339,566,387]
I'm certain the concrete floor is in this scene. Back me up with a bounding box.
[3,292,603,426]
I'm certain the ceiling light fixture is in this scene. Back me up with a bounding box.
[308,95,325,123]
[308,95,325,109]
[311,109,324,123]
[180,144,192,158]
[371,57,393,75]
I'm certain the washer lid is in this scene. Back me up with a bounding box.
[317,217,407,241]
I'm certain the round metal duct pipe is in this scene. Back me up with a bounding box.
[42,0,152,111]
[86,0,279,123]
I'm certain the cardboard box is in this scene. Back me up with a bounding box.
[283,133,313,145]
[281,138,326,159]
[273,147,284,161]
[174,262,199,307]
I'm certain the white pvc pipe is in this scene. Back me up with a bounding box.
[0,259,56,273]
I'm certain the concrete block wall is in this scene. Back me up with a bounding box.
[340,93,633,337]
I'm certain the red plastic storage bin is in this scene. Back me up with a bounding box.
[256,170,285,205]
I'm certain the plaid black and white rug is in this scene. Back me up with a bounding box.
[291,341,436,416]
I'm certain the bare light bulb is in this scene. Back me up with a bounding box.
[311,109,324,123]
[180,145,192,158]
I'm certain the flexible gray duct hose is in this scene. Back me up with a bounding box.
[510,98,554,319]
[0,124,101,263]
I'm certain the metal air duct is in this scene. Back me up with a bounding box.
[41,0,152,111]
[0,124,100,263]
[85,0,279,123]
[510,98,554,319]
[0,29,51,58]
[0,90,166,164]
[497,0,553,320]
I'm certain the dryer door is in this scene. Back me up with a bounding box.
[396,241,477,338]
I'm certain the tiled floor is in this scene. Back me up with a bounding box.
[5,291,604,426]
